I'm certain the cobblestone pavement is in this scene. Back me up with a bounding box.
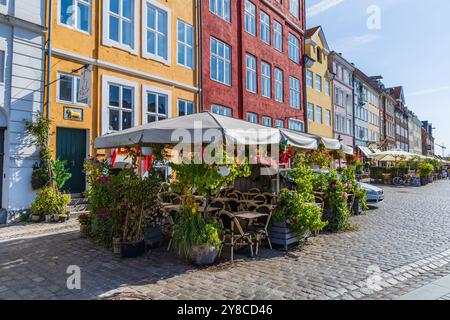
[1,181,450,300]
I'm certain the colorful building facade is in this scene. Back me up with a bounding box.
[387,86,409,152]
[305,26,333,138]
[408,111,422,155]
[329,52,354,148]
[200,0,307,130]
[47,0,199,193]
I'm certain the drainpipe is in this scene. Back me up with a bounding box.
[197,0,203,112]
[45,0,53,145]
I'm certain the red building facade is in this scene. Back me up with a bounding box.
[200,0,307,130]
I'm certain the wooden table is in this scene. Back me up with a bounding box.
[234,212,269,220]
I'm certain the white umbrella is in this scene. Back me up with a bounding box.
[373,150,415,162]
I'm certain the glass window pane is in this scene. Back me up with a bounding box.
[187,102,194,114]
[122,21,132,46]
[60,0,74,26]
[109,16,119,41]
[147,94,156,113]
[178,100,185,116]
[187,47,193,68]
[148,115,157,123]
[109,85,119,107]
[59,75,73,102]
[211,56,217,80]
[178,43,185,65]
[158,95,167,115]
[77,3,90,32]
[109,109,120,131]
[147,6,156,29]
[147,30,155,54]
[122,88,132,109]
[186,25,193,46]
[122,0,133,19]
[157,34,167,59]
[157,10,167,34]
[122,111,132,130]
[177,21,184,42]
[76,78,88,104]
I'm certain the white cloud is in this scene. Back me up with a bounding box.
[307,0,345,17]
[408,86,450,97]
[334,33,381,52]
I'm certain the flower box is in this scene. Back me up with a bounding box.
[269,222,306,251]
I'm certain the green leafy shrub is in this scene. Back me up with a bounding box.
[52,159,72,190]
[30,187,70,218]
[419,162,434,177]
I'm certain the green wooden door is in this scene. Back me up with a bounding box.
[56,128,87,193]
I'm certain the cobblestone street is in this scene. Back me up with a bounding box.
[1,181,450,300]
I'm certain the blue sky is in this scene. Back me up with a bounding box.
[306,0,450,156]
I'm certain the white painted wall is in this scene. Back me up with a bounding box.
[0,0,45,223]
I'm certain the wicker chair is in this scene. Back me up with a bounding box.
[253,194,267,204]
[250,205,273,254]
[218,210,255,262]
[248,188,261,194]
[226,199,242,213]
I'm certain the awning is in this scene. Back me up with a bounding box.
[373,150,416,162]
[358,146,379,158]
[280,129,318,150]
[321,137,342,150]
[341,144,354,155]
[94,112,281,149]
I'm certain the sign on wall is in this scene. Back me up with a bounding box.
[64,107,83,121]
[77,65,92,102]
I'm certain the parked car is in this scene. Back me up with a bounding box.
[279,169,384,205]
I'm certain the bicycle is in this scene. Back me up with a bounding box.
[392,176,405,186]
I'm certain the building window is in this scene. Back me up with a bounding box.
[288,119,304,132]
[107,84,134,131]
[326,109,331,126]
[247,112,258,123]
[316,47,322,63]
[275,119,284,128]
[178,99,194,116]
[274,68,283,102]
[315,75,322,92]
[273,20,282,52]
[306,70,313,88]
[261,61,271,98]
[246,54,257,93]
[307,103,314,121]
[316,106,322,124]
[144,90,169,123]
[210,0,230,22]
[211,104,232,117]
[325,80,330,96]
[60,0,91,33]
[104,0,136,52]
[260,11,270,45]
[143,1,169,63]
[289,0,299,19]
[57,72,88,105]
[288,33,300,63]
[262,116,272,127]
[0,50,5,83]
[244,0,256,36]
[177,20,194,68]
[289,77,301,109]
[210,37,231,85]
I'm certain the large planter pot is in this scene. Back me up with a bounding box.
[144,226,163,249]
[31,214,41,223]
[121,240,145,258]
[269,222,305,251]
[79,224,89,238]
[112,237,122,255]
[420,177,429,186]
[190,245,218,266]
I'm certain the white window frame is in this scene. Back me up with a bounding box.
[211,104,232,117]
[326,109,331,126]
[307,103,314,121]
[275,119,284,128]
[177,19,194,69]
[288,118,304,132]
[210,37,231,86]
[260,11,270,45]
[58,0,92,34]
[101,75,139,135]
[262,116,272,127]
[306,70,313,88]
[288,33,300,63]
[247,112,258,124]
[325,80,330,96]
[315,75,322,92]
[142,0,171,65]
[246,54,257,93]
[273,20,283,52]
[209,0,231,22]
[289,76,301,110]
[289,0,299,19]
[142,85,172,124]
[177,99,195,116]
[102,0,139,54]
[261,61,271,98]
[244,0,256,36]
[274,68,283,102]
[316,106,322,124]
[56,72,89,106]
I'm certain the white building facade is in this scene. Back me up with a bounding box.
[0,0,46,224]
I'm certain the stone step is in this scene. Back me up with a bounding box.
[69,197,88,206]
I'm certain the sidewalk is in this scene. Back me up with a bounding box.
[396,274,450,300]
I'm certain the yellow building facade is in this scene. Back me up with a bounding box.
[305,27,333,138]
[46,0,199,193]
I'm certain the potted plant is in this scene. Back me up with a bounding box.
[419,163,434,186]
[78,213,89,238]
[172,205,222,266]
[30,187,70,224]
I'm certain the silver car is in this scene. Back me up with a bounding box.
[360,183,384,204]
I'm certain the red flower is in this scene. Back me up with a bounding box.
[293,216,299,223]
